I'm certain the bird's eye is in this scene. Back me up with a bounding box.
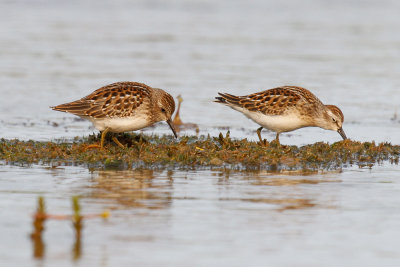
[161,108,166,113]
[332,118,336,123]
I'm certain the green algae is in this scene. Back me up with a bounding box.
[0,133,399,171]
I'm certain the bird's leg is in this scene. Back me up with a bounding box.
[99,127,110,149]
[112,136,126,149]
[83,127,110,150]
[257,127,267,146]
[256,127,263,143]
[271,132,281,147]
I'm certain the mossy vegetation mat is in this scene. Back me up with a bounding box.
[0,132,399,171]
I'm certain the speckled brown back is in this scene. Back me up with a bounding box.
[216,86,324,116]
[51,82,152,118]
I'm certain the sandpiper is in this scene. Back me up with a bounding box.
[51,81,177,149]
[172,95,184,126]
[172,94,199,132]
[215,86,347,144]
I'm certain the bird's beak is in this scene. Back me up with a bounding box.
[167,118,178,138]
[337,127,347,140]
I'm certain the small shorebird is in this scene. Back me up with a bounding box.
[215,86,347,144]
[172,95,184,126]
[172,94,199,132]
[51,81,177,149]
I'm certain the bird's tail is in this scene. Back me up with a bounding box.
[214,93,241,106]
[50,100,89,116]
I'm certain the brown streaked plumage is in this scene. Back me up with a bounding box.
[51,81,177,149]
[215,86,347,144]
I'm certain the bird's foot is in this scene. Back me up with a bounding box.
[112,136,126,149]
[257,139,268,147]
[82,143,103,151]
[270,139,281,148]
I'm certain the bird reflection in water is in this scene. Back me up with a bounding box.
[213,169,341,211]
[89,169,174,209]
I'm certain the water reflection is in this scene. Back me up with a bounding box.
[87,168,340,213]
[31,230,45,259]
[30,197,46,259]
[213,169,341,211]
[250,170,342,186]
[89,169,174,209]
[1,163,397,266]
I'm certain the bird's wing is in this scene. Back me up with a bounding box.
[51,82,151,118]
[216,86,317,115]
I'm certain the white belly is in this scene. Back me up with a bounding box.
[86,116,152,133]
[233,107,307,133]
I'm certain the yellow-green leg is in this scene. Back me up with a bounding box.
[112,136,126,149]
[99,127,111,149]
[275,133,280,145]
[256,127,264,143]
[84,127,110,150]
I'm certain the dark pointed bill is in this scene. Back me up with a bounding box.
[167,119,178,138]
[337,127,347,140]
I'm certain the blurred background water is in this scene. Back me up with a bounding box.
[1,0,400,266]
[0,0,399,144]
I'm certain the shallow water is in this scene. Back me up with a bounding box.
[2,162,400,266]
[1,0,400,266]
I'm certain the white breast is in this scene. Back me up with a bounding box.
[232,106,307,133]
[87,115,152,133]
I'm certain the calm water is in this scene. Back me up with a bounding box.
[2,163,400,266]
[1,0,400,266]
